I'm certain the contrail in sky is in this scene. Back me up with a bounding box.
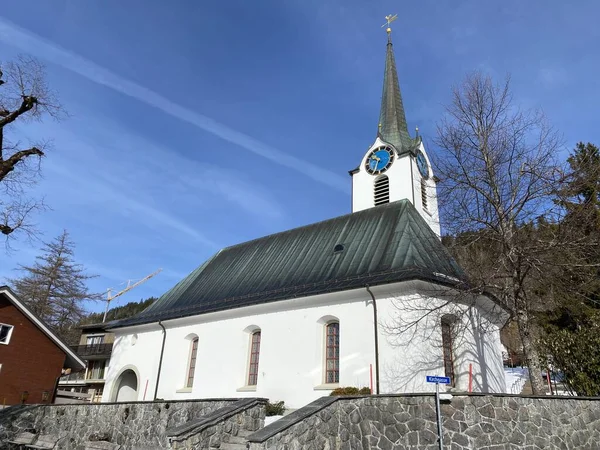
[0,17,349,193]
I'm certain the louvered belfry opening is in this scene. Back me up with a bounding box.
[374,175,390,206]
[421,179,428,211]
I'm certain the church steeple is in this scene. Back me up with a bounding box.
[351,15,439,236]
[377,29,420,155]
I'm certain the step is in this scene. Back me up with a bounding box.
[226,435,248,444]
[219,443,246,450]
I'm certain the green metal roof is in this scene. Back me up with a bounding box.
[378,35,421,156]
[113,200,465,328]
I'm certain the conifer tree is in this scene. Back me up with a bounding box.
[538,142,600,395]
[559,142,600,235]
[9,230,100,342]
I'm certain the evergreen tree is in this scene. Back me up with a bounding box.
[9,230,100,341]
[558,142,600,234]
[537,142,600,395]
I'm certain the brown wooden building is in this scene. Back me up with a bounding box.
[0,286,85,406]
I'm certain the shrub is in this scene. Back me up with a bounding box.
[266,400,285,416]
[329,386,372,396]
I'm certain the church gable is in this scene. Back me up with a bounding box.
[114,200,464,328]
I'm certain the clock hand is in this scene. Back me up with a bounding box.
[369,153,380,170]
[373,155,381,170]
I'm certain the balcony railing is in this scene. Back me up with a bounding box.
[72,343,113,357]
[59,371,86,382]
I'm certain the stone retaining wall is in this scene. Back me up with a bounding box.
[0,398,242,449]
[3,395,599,449]
[248,394,600,450]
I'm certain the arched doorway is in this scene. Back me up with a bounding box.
[114,369,138,402]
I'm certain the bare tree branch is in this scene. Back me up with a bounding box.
[0,55,64,243]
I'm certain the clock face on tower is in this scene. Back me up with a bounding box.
[365,146,395,175]
[416,150,429,178]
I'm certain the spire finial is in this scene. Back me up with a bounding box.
[382,14,398,41]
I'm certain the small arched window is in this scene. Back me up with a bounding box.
[325,322,340,384]
[247,330,261,386]
[374,175,390,206]
[186,337,199,388]
[421,178,428,211]
[441,316,455,386]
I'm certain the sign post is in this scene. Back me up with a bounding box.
[426,375,451,450]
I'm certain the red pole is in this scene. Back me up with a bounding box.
[369,364,373,394]
[468,363,473,392]
[143,379,149,401]
[546,370,553,395]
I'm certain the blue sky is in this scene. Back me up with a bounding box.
[0,0,598,313]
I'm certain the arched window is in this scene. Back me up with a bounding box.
[247,330,261,386]
[421,178,428,211]
[374,175,390,206]
[441,316,455,386]
[325,322,340,384]
[186,337,199,388]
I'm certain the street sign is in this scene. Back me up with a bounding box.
[426,375,451,384]
[426,375,451,450]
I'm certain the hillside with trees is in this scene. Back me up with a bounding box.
[81,297,156,325]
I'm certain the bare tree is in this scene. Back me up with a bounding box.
[9,230,101,343]
[0,55,63,242]
[433,72,566,395]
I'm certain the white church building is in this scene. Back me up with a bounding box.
[103,30,507,408]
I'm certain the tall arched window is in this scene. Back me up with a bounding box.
[374,175,390,206]
[441,316,455,386]
[247,330,261,386]
[325,322,340,384]
[421,178,428,211]
[186,337,199,388]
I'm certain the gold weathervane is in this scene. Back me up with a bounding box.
[382,14,398,34]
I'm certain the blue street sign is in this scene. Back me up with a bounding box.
[426,375,451,384]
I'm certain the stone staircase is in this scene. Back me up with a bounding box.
[167,398,266,449]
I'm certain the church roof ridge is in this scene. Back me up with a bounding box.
[220,199,409,253]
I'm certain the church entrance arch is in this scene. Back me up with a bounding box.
[113,368,139,402]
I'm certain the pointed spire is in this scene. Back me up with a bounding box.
[377,30,419,155]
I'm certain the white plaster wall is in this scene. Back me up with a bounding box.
[103,329,163,402]
[371,283,506,394]
[103,283,506,409]
[105,290,377,409]
[458,309,506,393]
[374,287,452,393]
